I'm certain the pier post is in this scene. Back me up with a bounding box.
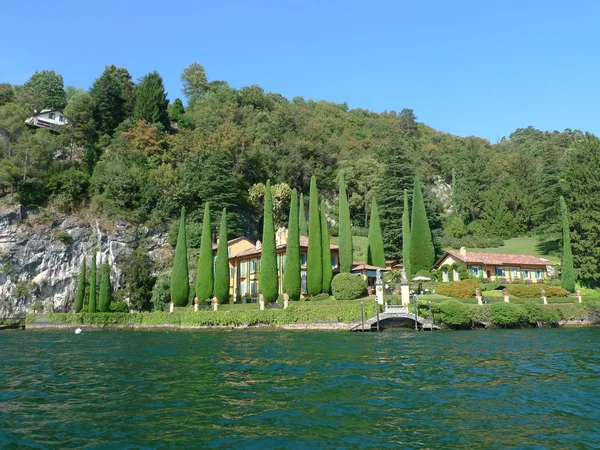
[259,294,265,311]
[194,297,199,312]
[169,301,174,314]
[475,288,482,305]
[212,297,219,311]
[540,288,547,305]
[576,289,582,303]
[283,293,289,309]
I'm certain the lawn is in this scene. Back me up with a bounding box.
[331,235,368,262]
[450,236,560,263]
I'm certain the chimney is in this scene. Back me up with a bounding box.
[459,246,467,257]
[255,240,262,250]
[276,227,288,246]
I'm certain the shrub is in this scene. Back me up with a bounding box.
[151,273,171,311]
[310,292,330,302]
[437,279,481,298]
[111,301,129,313]
[435,300,470,326]
[331,273,366,300]
[490,303,523,326]
[506,284,568,298]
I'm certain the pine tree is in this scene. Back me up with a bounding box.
[377,136,414,259]
[89,68,126,136]
[171,206,189,306]
[89,248,97,313]
[195,203,214,302]
[321,198,333,293]
[74,257,85,313]
[133,71,170,130]
[409,178,435,274]
[560,196,576,292]
[367,198,386,268]
[260,180,279,302]
[284,189,301,301]
[214,209,230,303]
[338,171,353,273]
[99,262,112,312]
[402,189,412,279]
[307,176,322,295]
[299,192,308,237]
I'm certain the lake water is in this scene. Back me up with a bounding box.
[1,328,599,449]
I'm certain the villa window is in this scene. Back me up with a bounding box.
[496,267,506,277]
[59,115,64,122]
[535,270,543,279]
[471,266,482,276]
[250,282,257,294]
[331,256,337,269]
[512,268,518,278]
[250,260,257,273]
[240,262,247,278]
[240,283,247,295]
[522,270,530,278]
[49,113,55,119]
[300,253,307,266]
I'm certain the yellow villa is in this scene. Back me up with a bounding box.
[433,247,551,282]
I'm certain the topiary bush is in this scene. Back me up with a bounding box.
[506,284,568,298]
[490,302,524,327]
[331,273,366,300]
[434,300,470,326]
[437,279,481,298]
[310,292,330,301]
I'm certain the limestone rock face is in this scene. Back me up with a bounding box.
[0,205,169,317]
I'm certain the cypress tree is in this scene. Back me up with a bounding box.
[560,196,576,292]
[299,192,308,237]
[321,198,333,293]
[409,178,435,274]
[367,198,386,268]
[402,189,412,279]
[195,203,213,302]
[214,209,230,303]
[338,171,353,273]
[171,206,190,306]
[307,176,322,295]
[89,248,97,313]
[284,189,301,301]
[74,257,85,313]
[99,262,112,312]
[260,180,279,302]
[133,71,170,130]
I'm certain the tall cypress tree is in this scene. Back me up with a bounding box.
[560,196,576,292]
[260,180,279,302]
[367,198,386,268]
[307,176,322,295]
[195,203,213,302]
[133,71,170,130]
[321,198,333,293]
[89,248,97,313]
[74,257,85,313]
[299,192,308,237]
[171,206,190,306]
[338,171,353,273]
[214,209,230,303]
[284,189,301,301]
[402,189,412,279]
[409,178,435,274]
[99,262,112,312]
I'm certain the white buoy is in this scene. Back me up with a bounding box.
[75,328,82,335]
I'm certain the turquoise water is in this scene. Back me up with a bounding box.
[1,328,599,449]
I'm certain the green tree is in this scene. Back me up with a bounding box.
[63,91,97,148]
[214,208,230,303]
[170,98,185,123]
[367,197,386,268]
[120,245,155,311]
[409,178,435,274]
[377,136,414,259]
[260,180,279,302]
[181,62,209,106]
[134,71,170,130]
[171,206,189,306]
[560,196,575,292]
[321,198,333,293]
[21,70,67,111]
[481,191,516,239]
[89,249,97,313]
[299,192,308,237]
[0,83,14,106]
[338,171,353,273]
[307,175,322,294]
[89,67,127,136]
[402,189,411,279]
[284,189,301,301]
[195,203,214,302]
[99,262,112,312]
[74,257,86,313]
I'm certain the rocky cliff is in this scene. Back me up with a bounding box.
[0,205,170,317]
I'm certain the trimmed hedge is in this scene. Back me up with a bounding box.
[506,284,568,298]
[331,273,366,300]
[436,279,481,298]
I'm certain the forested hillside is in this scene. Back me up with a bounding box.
[1,63,598,285]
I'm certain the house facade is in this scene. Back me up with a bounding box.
[433,247,551,282]
[25,109,68,132]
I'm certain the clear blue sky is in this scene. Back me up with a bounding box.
[2,0,599,142]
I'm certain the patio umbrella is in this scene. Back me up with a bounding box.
[411,276,431,281]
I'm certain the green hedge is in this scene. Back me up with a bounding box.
[506,284,568,298]
[436,279,481,298]
[331,273,366,300]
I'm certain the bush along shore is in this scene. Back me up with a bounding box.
[24,301,600,331]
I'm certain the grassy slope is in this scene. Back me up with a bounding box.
[330,235,368,262]
[449,236,560,264]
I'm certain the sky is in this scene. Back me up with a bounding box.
[2,0,599,142]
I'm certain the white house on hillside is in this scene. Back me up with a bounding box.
[25,109,68,132]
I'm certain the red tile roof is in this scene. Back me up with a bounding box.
[437,250,549,267]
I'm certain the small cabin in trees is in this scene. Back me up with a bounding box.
[25,109,68,132]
